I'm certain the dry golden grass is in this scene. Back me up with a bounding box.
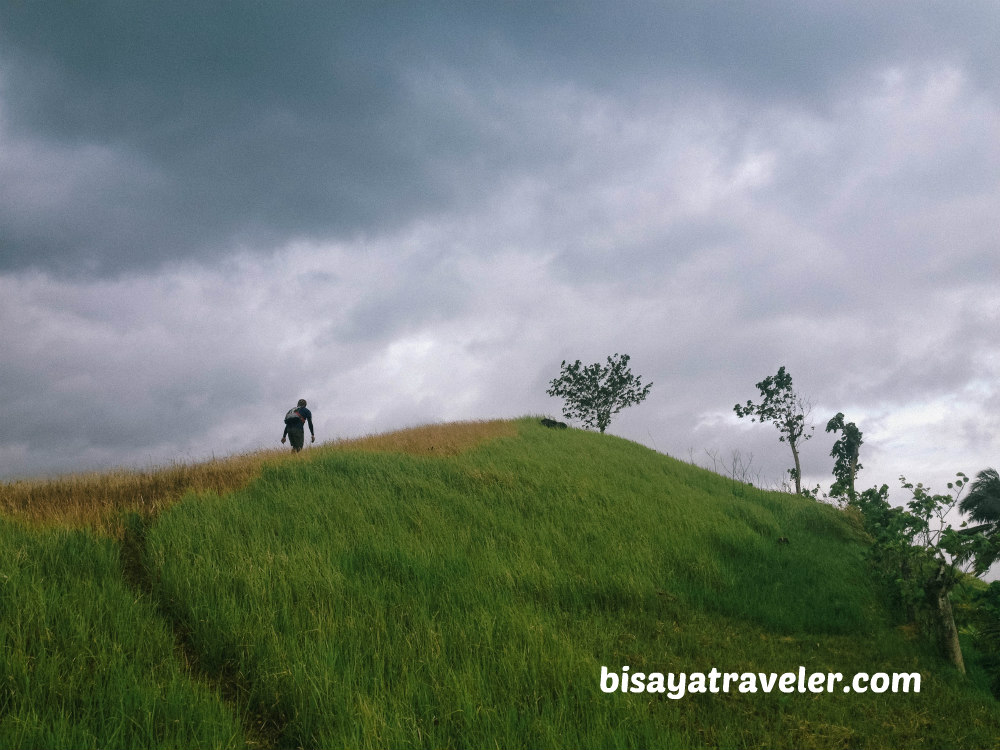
[0,449,287,534]
[0,419,517,536]
[331,418,517,457]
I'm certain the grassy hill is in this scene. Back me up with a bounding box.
[1,417,999,748]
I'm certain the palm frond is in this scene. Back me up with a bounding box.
[959,468,1000,524]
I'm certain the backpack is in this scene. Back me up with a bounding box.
[284,407,304,426]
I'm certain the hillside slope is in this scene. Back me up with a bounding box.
[1,418,998,748]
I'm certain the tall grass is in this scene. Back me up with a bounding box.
[0,518,245,749]
[141,419,1000,748]
[2,417,998,747]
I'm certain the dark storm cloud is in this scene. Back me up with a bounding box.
[3,1,997,275]
[1,3,466,272]
[1,1,999,488]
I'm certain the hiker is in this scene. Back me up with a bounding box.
[281,399,315,452]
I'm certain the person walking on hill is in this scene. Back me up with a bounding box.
[281,399,315,452]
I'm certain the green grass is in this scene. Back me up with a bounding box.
[2,417,1000,748]
[0,520,244,749]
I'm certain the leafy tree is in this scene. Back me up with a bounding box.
[546,353,652,433]
[825,412,863,500]
[854,474,983,673]
[733,366,813,495]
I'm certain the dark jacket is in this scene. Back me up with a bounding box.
[282,406,314,437]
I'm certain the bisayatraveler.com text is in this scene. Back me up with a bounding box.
[600,666,920,699]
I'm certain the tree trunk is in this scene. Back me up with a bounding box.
[936,588,966,673]
[789,439,802,495]
[930,564,966,674]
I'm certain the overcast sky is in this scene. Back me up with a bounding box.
[2,2,998,505]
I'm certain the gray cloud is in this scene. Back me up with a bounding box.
[1,2,998,498]
[3,2,998,275]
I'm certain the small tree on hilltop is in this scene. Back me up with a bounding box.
[733,366,813,495]
[546,353,652,433]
